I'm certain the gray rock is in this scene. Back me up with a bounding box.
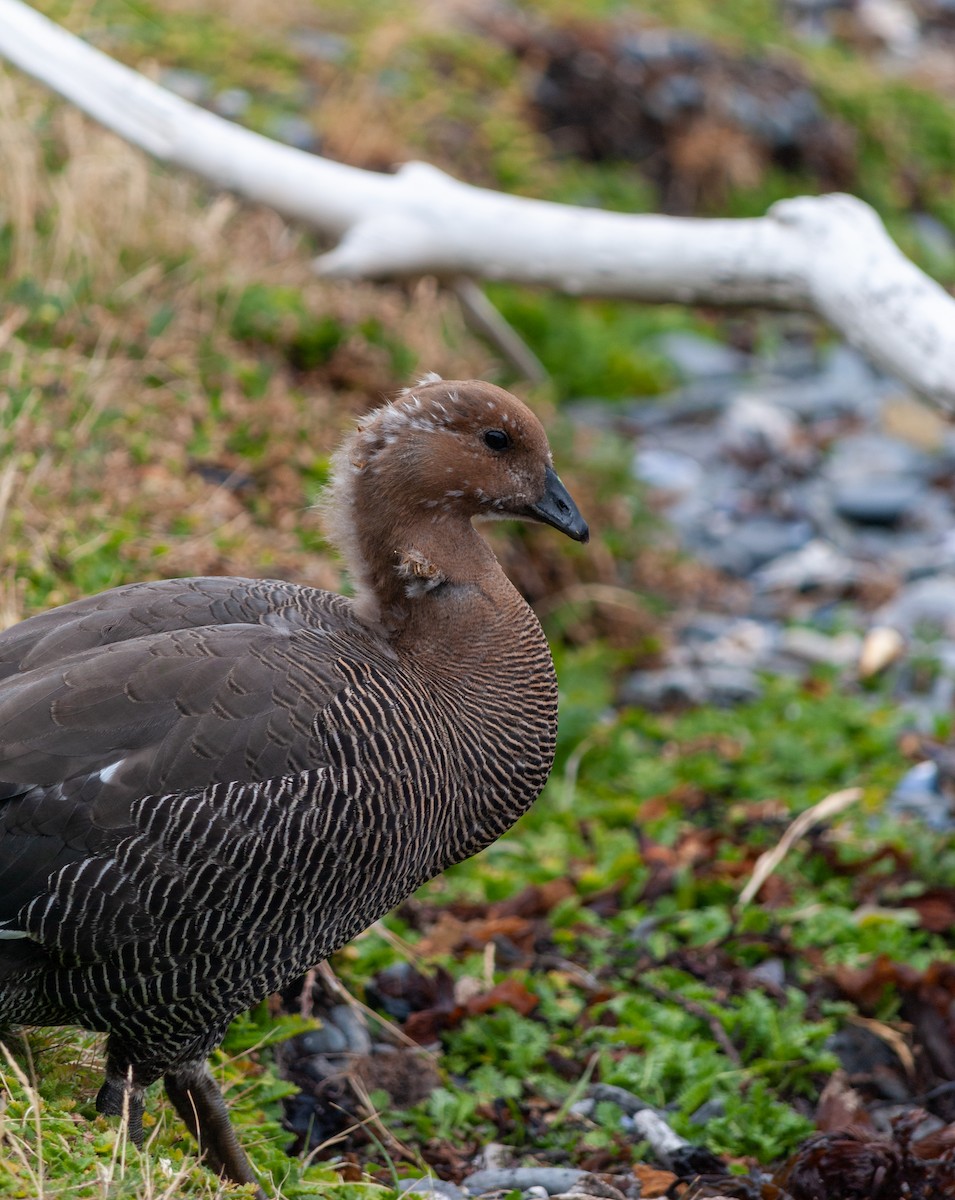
[159,68,213,105]
[265,114,321,152]
[398,1179,466,1200]
[589,1083,657,1115]
[214,87,251,120]
[679,616,776,669]
[886,761,955,831]
[619,667,706,710]
[911,212,955,265]
[749,958,786,988]
[687,1097,727,1126]
[655,332,749,380]
[288,28,351,63]
[464,1169,585,1196]
[832,476,925,526]
[699,664,763,705]
[877,576,955,637]
[778,626,861,667]
[701,517,814,576]
[758,344,886,419]
[826,432,932,484]
[296,1023,349,1056]
[753,539,856,593]
[328,1003,372,1055]
[633,447,702,495]
[629,1109,690,1167]
[718,394,802,465]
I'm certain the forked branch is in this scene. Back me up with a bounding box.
[0,0,953,407]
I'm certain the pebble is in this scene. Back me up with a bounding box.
[699,664,763,705]
[832,476,924,526]
[633,446,702,495]
[398,1179,466,1200]
[778,627,861,667]
[629,1109,690,1167]
[886,761,955,831]
[159,68,213,105]
[589,1083,657,1115]
[327,1003,373,1054]
[288,28,351,63]
[718,394,802,465]
[877,576,955,637]
[679,616,775,668]
[618,667,705,709]
[265,114,321,152]
[655,331,750,380]
[704,517,814,576]
[464,1169,586,1195]
[911,212,955,266]
[214,87,251,120]
[826,431,932,483]
[753,539,856,593]
[296,1023,349,1056]
[572,334,955,718]
[748,958,786,988]
[687,1097,727,1126]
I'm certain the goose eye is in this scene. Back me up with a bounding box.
[483,429,511,451]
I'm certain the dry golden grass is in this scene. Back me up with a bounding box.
[0,65,495,628]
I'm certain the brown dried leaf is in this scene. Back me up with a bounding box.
[633,1164,679,1197]
[465,978,539,1018]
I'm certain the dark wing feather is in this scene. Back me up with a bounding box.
[0,577,388,926]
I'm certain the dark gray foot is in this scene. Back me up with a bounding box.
[95,1073,145,1148]
[164,1060,265,1199]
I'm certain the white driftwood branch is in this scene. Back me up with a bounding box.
[1,0,954,408]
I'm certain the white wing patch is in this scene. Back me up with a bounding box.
[96,759,125,785]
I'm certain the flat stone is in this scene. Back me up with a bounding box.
[680,616,776,668]
[655,331,749,380]
[618,667,706,709]
[464,1169,585,1195]
[779,626,861,667]
[296,1023,348,1056]
[748,958,786,988]
[832,476,924,526]
[159,68,213,105]
[911,212,955,266]
[877,576,955,637]
[327,1003,372,1054]
[826,432,932,483]
[708,517,813,575]
[633,446,703,495]
[886,761,955,831]
[699,664,762,705]
[264,114,321,152]
[398,1179,466,1200]
[214,87,251,120]
[754,539,856,593]
[718,394,802,465]
[589,1083,657,1114]
[288,28,351,62]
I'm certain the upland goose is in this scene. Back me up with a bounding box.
[0,377,587,1196]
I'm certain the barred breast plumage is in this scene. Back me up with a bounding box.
[0,376,588,1196]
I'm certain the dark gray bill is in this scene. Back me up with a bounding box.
[527,466,589,543]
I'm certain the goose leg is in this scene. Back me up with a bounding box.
[95,1072,145,1148]
[164,1060,265,1200]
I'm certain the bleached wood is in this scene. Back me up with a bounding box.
[1,0,954,407]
